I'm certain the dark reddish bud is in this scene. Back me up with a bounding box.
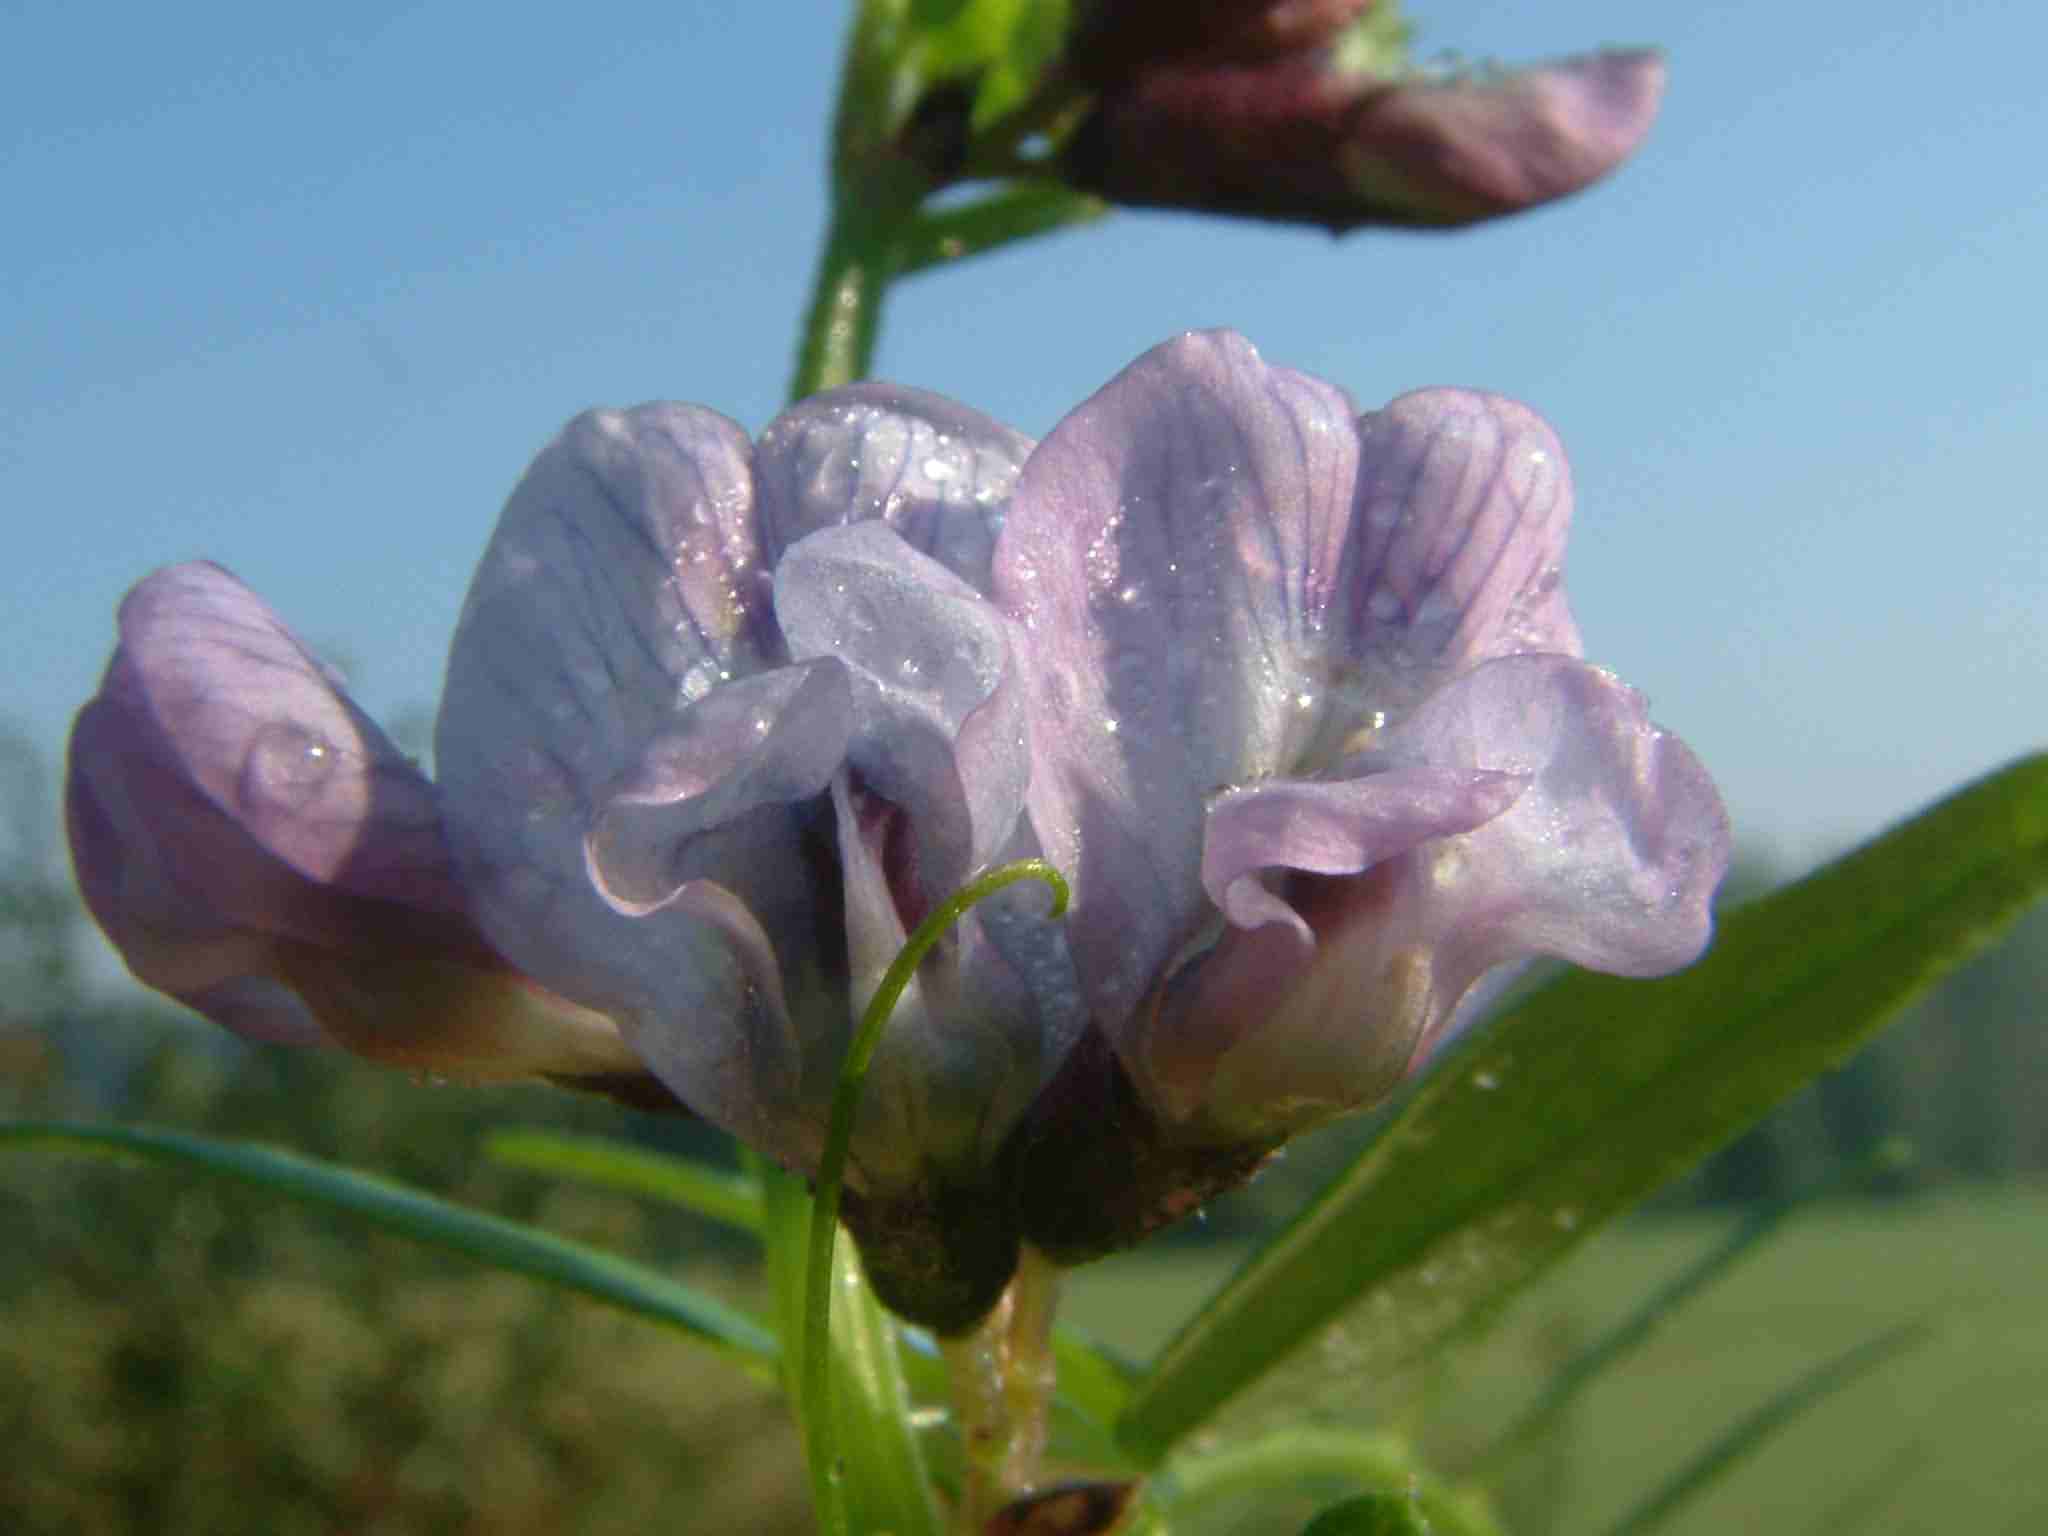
[1066,47,1667,231]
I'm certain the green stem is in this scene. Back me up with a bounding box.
[998,1245,1061,1493]
[932,1248,1063,1532]
[941,1310,1009,1532]
[788,197,900,400]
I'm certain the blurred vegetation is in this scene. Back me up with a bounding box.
[2,727,808,1535]
[2,1009,808,1535]
[3,721,2043,1532]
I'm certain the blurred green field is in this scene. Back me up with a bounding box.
[1065,1186,2048,1535]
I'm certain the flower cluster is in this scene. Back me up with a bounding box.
[69,332,1727,1327]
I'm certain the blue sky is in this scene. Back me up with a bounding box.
[5,0,2044,886]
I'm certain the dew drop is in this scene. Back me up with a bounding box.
[1472,1070,1499,1091]
[921,456,955,482]
[240,722,337,813]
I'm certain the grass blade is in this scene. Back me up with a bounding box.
[483,1127,762,1235]
[1,1118,777,1368]
[1598,1321,1930,1536]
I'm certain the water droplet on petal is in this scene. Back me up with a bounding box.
[241,722,337,813]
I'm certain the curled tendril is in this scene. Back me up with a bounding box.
[800,857,1072,1531]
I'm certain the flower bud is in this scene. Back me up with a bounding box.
[1064,47,1667,231]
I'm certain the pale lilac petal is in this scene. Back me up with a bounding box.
[101,563,461,913]
[585,662,853,913]
[775,521,1030,895]
[1347,387,1580,689]
[997,330,1362,1022]
[999,332,1580,1032]
[1344,51,1668,228]
[67,563,642,1080]
[1145,653,1726,1134]
[753,383,1034,591]
[1117,765,1518,1122]
[1372,653,1728,1004]
[437,405,839,1163]
[1201,765,1526,938]
[772,522,1064,1180]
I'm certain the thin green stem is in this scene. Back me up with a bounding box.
[800,860,1069,1535]
[897,183,1109,277]
[788,198,900,401]
[788,1,922,401]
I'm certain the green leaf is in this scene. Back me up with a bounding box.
[1300,1492,1432,1536]
[483,1128,762,1236]
[0,1119,778,1368]
[968,0,1070,130]
[1597,1321,1930,1536]
[1330,1,1414,80]
[1119,754,2048,1461]
[760,1162,941,1536]
[1163,1429,1502,1536]
[1051,1326,1137,1456]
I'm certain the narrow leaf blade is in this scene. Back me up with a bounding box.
[1,1119,778,1367]
[483,1128,762,1235]
[1120,755,2048,1460]
[1598,1321,1930,1536]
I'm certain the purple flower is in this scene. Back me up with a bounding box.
[433,391,1081,1327]
[69,332,1726,1315]
[989,332,1727,1258]
[66,563,655,1094]
[1063,46,1668,231]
